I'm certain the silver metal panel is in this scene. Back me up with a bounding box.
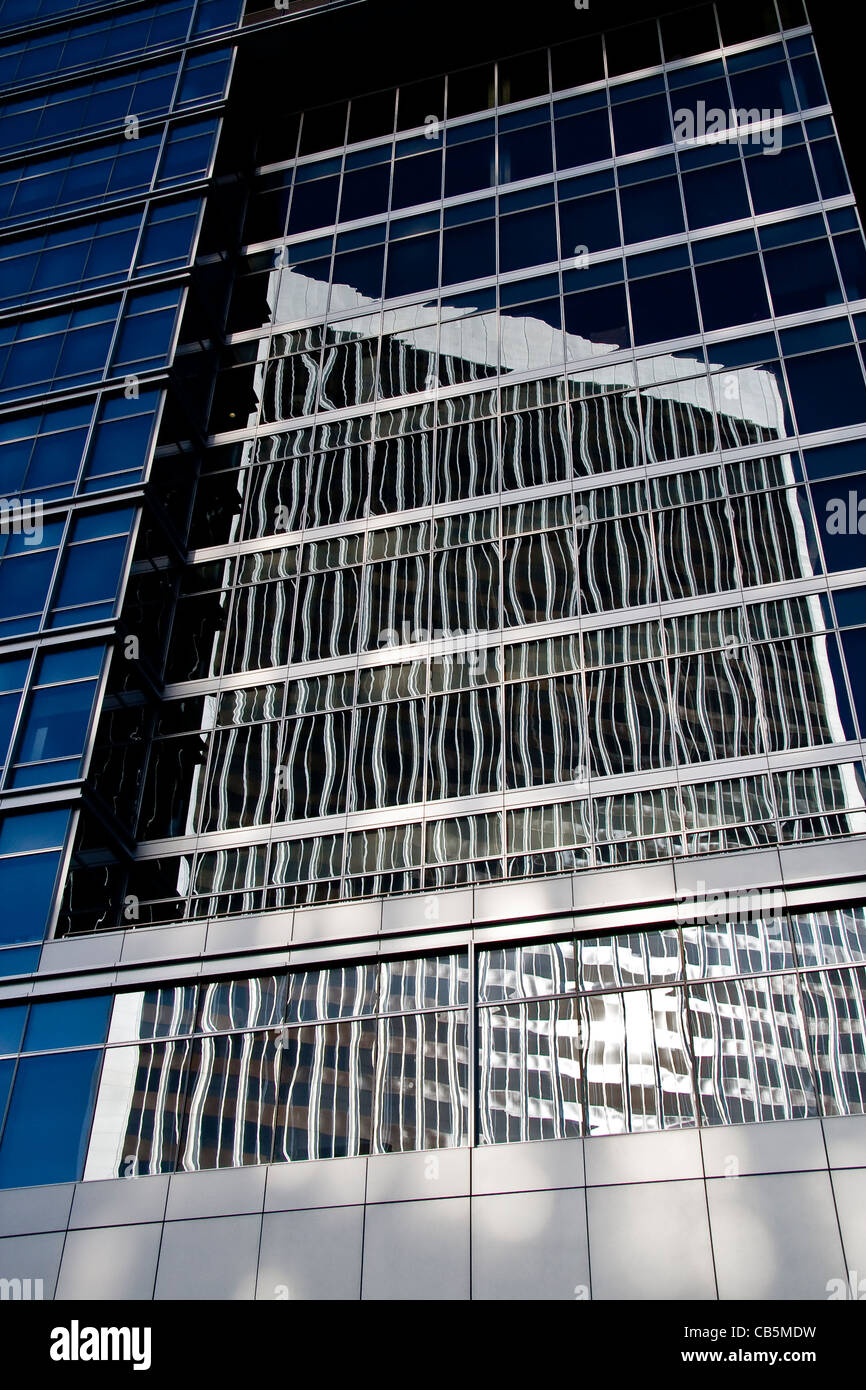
[707,1171,846,1300]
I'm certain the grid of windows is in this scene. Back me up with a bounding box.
[0,0,235,977]
[0,47,232,158]
[3,908,866,1185]
[0,199,202,312]
[56,0,866,943]
[0,0,241,91]
[0,116,219,228]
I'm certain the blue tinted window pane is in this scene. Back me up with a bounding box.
[38,645,103,682]
[841,628,866,737]
[786,349,866,433]
[159,125,217,184]
[682,162,750,230]
[619,176,684,243]
[15,681,96,764]
[53,536,128,608]
[0,1059,11,1132]
[26,429,87,490]
[137,209,199,270]
[391,151,442,210]
[0,1049,101,1188]
[385,233,439,298]
[339,165,390,222]
[804,441,866,481]
[0,691,20,763]
[499,206,557,273]
[811,476,866,573]
[112,304,179,371]
[0,1005,26,1055]
[696,255,770,331]
[23,996,111,1052]
[442,220,495,286]
[730,63,797,116]
[564,283,629,350]
[0,550,56,622]
[288,177,340,235]
[612,95,671,156]
[554,109,611,170]
[810,137,850,200]
[0,852,60,944]
[0,947,40,977]
[86,411,153,481]
[444,139,495,197]
[331,245,384,300]
[835,232,866,303]
[746,143,817,214]
[498,124,553,183]
[558,191,619,255]
[630,269,699,345]
[765,239,842,316]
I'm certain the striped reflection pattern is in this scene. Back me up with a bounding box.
[83,910,866,1178]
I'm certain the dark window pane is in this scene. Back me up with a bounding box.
[696,254,770,331]
[331,244,384,300]
[630,269,699,344]
[385,232,439,297]
[682,161,750,230]
[499,205,557,273]
[287,176,339,234]
[558,190,620,255]
[551,36,605,92]
[765,239,842,316]
[391,150,442,209]
[339,165,390,223]
[447,64,495,119]
[660,6,719,61]
[564,283,629,350]
[299,102,347,154]
[442,219,496,286]
[498,123,553,183]
[746,143,817,214]
[787,348,866,433]
[348,90,395,143]
[498,51,549,104]
[398,77,445,131]
[444,138,495,197]
[554,109,612,170]
[619,176,684,243]
[611,95,671,156]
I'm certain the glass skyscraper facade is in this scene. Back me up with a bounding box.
[2,0,866,1301]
